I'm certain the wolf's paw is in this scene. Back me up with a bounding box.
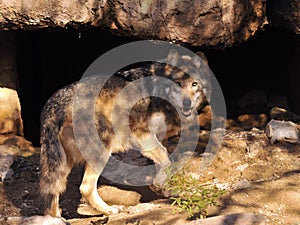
[153,168,168,186]
[151,174,173,198]
[104,205,124,215]
[77,201,103,216]
[149,182,176,198]
[78,195,125,216]
[77,201,123,216]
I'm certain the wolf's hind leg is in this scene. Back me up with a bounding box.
[41,164,71,217]
[44,194,61,217]
[40,138,72,217]
[79,165,120,215]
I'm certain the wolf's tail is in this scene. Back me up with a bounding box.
[39,86,75,210]
[40,123,70,195]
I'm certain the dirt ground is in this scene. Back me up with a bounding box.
[0,126,299,225]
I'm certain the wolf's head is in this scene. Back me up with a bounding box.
[151,49,211,119]
[167,73,204,117]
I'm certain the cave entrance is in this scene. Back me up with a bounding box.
[15,27,297,146]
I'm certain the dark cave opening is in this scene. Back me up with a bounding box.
[16,27,296,146]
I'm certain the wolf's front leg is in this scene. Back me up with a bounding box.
[79,165,120,215]
[139,134,172,196]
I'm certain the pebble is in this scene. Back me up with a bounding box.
[233,179,252,190]
[183,213,267,225]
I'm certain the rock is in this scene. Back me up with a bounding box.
[269,107,300,123]
[265,119,299,144]
[0,0,108,29]
[98,185,142,206]
[183,213,267,225]
[0,135,35,153]
[0,148,14,182]
[0,144,35,182]
[0,166,13,182]
[19,215,69,225]
[0,87,23,135]
[233,179,252,190]
[0,0,267,47]
[77,185,140,216]
[111,0,268,47]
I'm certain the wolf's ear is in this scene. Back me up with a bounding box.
[167,49,180,66]
[192,51,209,68]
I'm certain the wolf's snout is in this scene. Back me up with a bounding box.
[181,98,193,117]
[183,98,191,108]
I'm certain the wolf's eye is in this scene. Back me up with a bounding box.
[192,82,198,87]
[175,82,182,87]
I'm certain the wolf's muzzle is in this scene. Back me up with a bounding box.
[181,98,192,117]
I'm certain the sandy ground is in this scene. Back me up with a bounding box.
[0,128,299,225]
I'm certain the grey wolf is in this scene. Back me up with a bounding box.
[39,49,210,217]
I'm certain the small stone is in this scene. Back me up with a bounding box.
[234,179,252,190]
[0,168,14,182]
[265,119,299,144]
[236,163,249,172]
[183,213,267,225]
[0,153,15,182]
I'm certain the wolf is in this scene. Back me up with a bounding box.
[39,49,211,217]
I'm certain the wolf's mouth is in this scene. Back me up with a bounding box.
[181,107,192,117]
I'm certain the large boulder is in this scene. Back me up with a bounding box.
[0,87,23,135]
[0,0,268,47]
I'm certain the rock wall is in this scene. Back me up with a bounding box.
[0,0,268,47]
[109,0,267,47]
[0,0,299,47]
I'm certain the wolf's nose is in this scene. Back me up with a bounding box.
[183,98,191,108]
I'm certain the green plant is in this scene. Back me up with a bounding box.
[165,168,226,219]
